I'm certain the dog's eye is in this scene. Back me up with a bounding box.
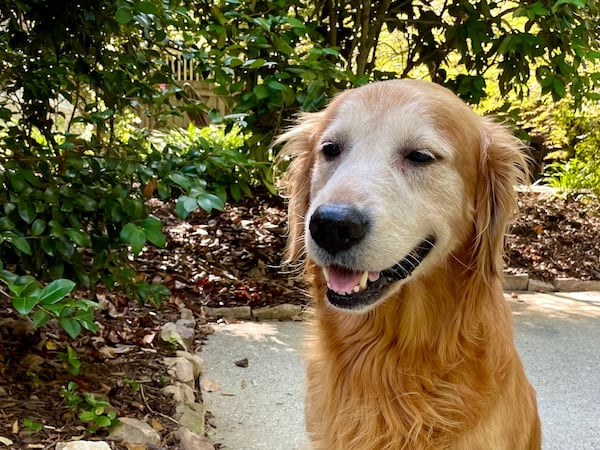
[406,150,435,164]
[321,142,341,158]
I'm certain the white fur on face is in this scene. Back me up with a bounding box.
[305,93,474,275]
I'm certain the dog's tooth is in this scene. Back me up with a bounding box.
[322,268,329,283]
[352,285,360,294]
[368,271,380,282]
[359,271,368,290]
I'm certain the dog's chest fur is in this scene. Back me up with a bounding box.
[304,263,515,450]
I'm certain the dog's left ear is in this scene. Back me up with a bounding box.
[473,119,529,280]
[275,112,324,263]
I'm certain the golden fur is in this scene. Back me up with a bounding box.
[277,80,541,450]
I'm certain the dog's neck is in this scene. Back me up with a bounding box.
[307,256,513,357]
[305,257,516,447]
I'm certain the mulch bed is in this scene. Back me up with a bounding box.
[506,190,600,282]
[0,189,598,448]
[152,189,600,309]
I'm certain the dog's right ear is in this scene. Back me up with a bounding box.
[274,112,324,263]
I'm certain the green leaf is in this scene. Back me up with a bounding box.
[242,58,267,69]
[6,276,39,296]
[175,195,198,219]
[78,410,97,422]
[66,229,91,247]
[120,223,146,254]
[31,218,47,236]
[168,173,192,191]
[0,216,15,231]
[196,193,225,213]
[266,79,285,91]
[115,6,134,24]
[60,318,82,339]
[13,296,39,315]
[3,232,32,255]
[94,415,112,427]
[8,173,28,192]
[136,1,160,15]
[119,223,137,242]
[254,85,269,100]
[32,310,50,328]
[225,56,243,67]
[229,183,242,201]
[553,78,565,98]
[123,198,144,220]
[74,194,97,212]
[38,279,76,305]
[552,0,585,12]
[140,218,166,248]
[17,202,36,224]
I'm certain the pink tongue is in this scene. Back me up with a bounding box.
[326,266,362,294]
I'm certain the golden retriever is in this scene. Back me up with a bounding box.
[277,79,541,450]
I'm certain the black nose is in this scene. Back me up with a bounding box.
[309,203,370,254]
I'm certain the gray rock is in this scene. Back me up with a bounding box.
[553,278,600,291]
[177,402,206,435]
[528,278,555,292]
[56,442,111,450]
[109,417,160,445]
[177,428,215,450]
[204,306,252,320]
[180,307,195,321]
[253,304,304,321]
[160,322,188,350]
[502,273,529,291]
[162,382,196,405]
[175,318,196,349]
[164,356,196,386]
[176,350,203,378]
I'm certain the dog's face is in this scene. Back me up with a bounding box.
[280,80,525,312]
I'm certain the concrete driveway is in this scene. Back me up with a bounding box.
[200,291,600,450]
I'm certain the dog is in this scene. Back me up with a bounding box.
[277,79,541,450]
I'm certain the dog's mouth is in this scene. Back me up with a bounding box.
[322,236,436,310]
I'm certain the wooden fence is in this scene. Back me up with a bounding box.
[136,56,229,130]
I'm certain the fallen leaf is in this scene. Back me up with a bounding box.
[0,436,13,446]
[201,378,220,392]
[45,341,59,351]
[98,346,117,359]
[125,444,146,450]
[234,358,249,368]
[142,331,157,345]
[151,418,164,432]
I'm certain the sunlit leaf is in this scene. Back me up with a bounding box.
[12,296,38,315]
[38,279,76,305]
[115,6,133,24]
[60,318,82,339]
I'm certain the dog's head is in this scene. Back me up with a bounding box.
[278,80,527,312]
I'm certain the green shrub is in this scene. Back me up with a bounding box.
[0,120,257,329]
[538,98,600,194]
[148,124,261,218]
[543,130,600,195]
[0,145,169,304]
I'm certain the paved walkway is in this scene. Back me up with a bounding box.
[200,291,600,450]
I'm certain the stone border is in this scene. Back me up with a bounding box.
[503,273,600,293]
[204,303,305,321]
[204,275,600,321]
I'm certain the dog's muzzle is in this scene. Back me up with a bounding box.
[308,202,435,310]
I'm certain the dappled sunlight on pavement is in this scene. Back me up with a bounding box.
[212,322,281,342]
[507,291,600,320]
